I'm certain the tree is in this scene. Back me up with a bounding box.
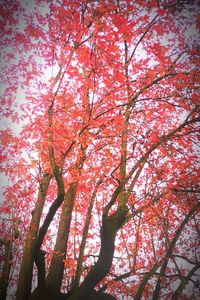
[0,0,200,299]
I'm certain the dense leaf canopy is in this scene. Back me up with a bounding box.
[0,1,200,300]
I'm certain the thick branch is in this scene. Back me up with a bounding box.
[46,181,78,291]
[34,192,65,289]
[16,173,52,300]
[134,263,160,300]
[171,263,200,299]
[69,206,128,299]
[73,179,103,290]
[152,203,200,299]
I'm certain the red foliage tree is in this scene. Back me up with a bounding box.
[0,1,199,299]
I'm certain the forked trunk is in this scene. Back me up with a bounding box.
[68,206,128,300]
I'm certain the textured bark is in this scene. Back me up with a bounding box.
[0,239,12,300]
[16,174,51,300]
[46,181,78,291]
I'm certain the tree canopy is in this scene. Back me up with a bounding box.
[0,1,200,299]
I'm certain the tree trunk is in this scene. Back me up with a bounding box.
[34,192,65,289]
[68,205,128,300]
[0,239,12,300]
[46,145,86,291]
[46,181,78,292]
[16,174,51,300]
[73,181,102,290]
